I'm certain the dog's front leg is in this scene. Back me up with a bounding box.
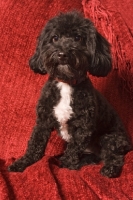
[59,131,92,170]
[8,124,51,172]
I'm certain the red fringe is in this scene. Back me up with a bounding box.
[82,0,133,98]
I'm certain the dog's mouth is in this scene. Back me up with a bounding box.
[58,60,68,65]
[57,64,75,78]
[43,48,88,82]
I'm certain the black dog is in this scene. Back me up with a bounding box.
[8,11,131,178]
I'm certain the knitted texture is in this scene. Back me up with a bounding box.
[0,0,133,199]
[82,0,133,98]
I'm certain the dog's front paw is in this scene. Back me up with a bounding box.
[100,165,122,178]
[8,157,28,172]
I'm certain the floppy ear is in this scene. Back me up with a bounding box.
[29,34,47,75]
[88,31,112,77]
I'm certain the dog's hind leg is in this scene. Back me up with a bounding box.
[100,131,131,178]
[78,153,101,168]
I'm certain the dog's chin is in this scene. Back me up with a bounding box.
[45,60,88,83]
[52,64,88,84]
[44,52,89,82]
[57,64,74,79]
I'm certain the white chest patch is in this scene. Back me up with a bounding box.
[54,82,73,142]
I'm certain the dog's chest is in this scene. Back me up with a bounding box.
[54,82,73,142]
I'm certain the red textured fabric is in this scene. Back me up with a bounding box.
[0,0,133,199]
[82,0,133,98]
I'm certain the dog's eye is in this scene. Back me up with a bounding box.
[52,35,59,42]
[74,35,82,42]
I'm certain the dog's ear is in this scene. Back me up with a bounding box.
[29,35,47,75]
[88,31,112,77]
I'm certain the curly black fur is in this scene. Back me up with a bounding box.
[8,11,131,178]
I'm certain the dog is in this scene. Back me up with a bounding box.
[8,11,131,178]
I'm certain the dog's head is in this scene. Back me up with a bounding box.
[29,11,112,82]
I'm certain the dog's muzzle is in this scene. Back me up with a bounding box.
[57,51,69,65]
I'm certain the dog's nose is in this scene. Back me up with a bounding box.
[58,52,66,59]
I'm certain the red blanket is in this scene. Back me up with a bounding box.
[0,0,133,199]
